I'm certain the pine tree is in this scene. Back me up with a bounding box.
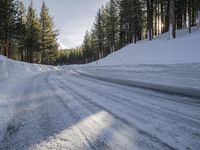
[40,1,58,64]
[0,0,59,63]
[82,31,92,63]
[94,8,105,59]
[15,0,26,61]
[89,28,98,60]
[104,0,120,53]
[24,0,41,63]
[0,0,17,58]
[119,0,145,45]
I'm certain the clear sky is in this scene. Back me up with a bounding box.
[22,0,108,49]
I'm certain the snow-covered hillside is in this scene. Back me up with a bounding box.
[91,28,200,66]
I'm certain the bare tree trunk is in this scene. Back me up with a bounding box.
[5,40,9,58]
[154,0,157,36]
[25,49,28,62]
[158,0,160,35]
[101,51,104,58]
[161,0,164,33]
[169,0,176,39]
[3,38,11,58]
[188,0,192,33]
[147,0,153,40]
[198,10,200,28]
[164,0,169,32]
[3,41,7,56]
[99,52,101,60]
[7,40,11,58]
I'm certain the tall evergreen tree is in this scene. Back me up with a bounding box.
[82,30,93,63]
[89,28,98,60]
[24,0,41,63]
[40,1,58,64]
[15,0,26,61]
[119,0,145,45]
[0,0,17,58]
[104,0,120,53]
[94,8,105,59]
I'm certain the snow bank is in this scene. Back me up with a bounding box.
[0,56,58,81]
[91,28,200,66]
[0,55,7,60]
[77,69,200,98]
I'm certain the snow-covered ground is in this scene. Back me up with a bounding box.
[0,28,200,150]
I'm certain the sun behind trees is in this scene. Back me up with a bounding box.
[62,0,200,65]
[0,0,58,65]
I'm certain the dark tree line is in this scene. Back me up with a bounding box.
[57,47,83,65]
[0,0,58,65]
[79,0,200,64]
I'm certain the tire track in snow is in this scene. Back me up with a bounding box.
[64,73,200,150]
[49,72,166,150]
[66,74,200,129]
[52,70,200,150]
[49,72,176,150]
[47,72,112,150]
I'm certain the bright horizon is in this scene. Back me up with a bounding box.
[22,0,109,49]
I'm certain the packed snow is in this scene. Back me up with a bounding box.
[0,28,200,150]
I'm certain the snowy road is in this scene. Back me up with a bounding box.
[0,69,200,150]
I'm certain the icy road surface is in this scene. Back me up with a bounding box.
[0,68,200,150]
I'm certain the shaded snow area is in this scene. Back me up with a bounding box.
[1,28,200,150]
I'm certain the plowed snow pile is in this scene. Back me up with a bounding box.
[0,56,58,81]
